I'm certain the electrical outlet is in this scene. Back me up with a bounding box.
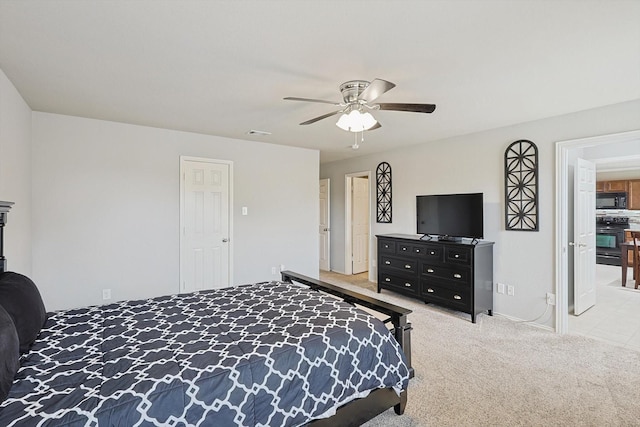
[102,289,111,300]
[271,267,276,275]
[497,283,505,294]
[507,285,515,296]
[546,292,556,305]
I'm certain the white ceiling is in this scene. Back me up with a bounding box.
[1,0,639,163]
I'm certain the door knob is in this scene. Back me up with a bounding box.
[222,238,229,243]
[568,242,586,248]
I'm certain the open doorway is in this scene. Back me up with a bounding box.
[556,130,640,339]
[344,171,371,278]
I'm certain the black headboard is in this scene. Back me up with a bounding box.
[0,201,14,273]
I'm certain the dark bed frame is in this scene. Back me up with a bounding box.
[281,271,413,427]
[0,201,13,273]
[0,201,413,427]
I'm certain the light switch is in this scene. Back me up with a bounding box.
[242,207,248,215]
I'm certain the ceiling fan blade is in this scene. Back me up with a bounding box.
[358,79,396,103]
[377,103,436,113]
[284,96,341,105]
[299,110,341,125]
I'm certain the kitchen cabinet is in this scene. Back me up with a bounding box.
[596,180,629,193]
[629,180,640,210]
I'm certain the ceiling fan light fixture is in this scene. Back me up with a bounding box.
[336,110,377,132]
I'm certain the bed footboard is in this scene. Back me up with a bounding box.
[281,271,413,376]
[0,201,14,273]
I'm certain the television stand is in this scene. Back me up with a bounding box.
[376,234,494,323]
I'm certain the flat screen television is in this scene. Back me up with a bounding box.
[416,193,484,241]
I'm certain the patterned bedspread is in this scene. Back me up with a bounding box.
[0,281,410,426]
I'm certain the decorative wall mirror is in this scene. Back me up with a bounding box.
[505,140,539,231]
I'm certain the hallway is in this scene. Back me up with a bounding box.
[569,264,640,351]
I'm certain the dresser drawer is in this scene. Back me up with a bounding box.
[379,273,419,296]
[421,244,442,261]
[380,256,418,274]
[397,242,442,260]
[396,243,414,255]
[378,240,396,254]
[445,247,472,265]
[421,263,471,285]
[422,283,470,310]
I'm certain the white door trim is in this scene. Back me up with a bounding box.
[319,178,331,271]
[344,171,371,276]
[555,129,640,333]
[180,156,234,291]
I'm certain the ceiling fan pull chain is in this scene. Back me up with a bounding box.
[352,131,359,150]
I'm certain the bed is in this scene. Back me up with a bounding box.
[0,201,413,426]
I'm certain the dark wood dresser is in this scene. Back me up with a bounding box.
[376,234,494,323]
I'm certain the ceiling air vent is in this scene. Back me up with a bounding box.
[246,130,272,136]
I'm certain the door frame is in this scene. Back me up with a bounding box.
[555,129,640,333]
[179,156,234,291]
[344,171,371,277]
[319,178,331,271]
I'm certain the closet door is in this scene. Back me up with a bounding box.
[181,158,231,292]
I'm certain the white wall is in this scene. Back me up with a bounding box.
[321,99,640,329]
[32,112,318,311]
[0,69,32,275]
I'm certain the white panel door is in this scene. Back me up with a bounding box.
[181,160,230,292]
[573,158,596,315]
[352,177,369,274]
[319,179,330,271]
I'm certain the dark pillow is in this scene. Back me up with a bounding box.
[0,272,47,354]
[0,304,19,403]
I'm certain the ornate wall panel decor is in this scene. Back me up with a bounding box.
[376,162,392,223]
[505,140,539,231]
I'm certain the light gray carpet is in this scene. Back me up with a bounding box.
[320,271,640,426]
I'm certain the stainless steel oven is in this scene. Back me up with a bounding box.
[595,216,629,266]
[596,192,627,209]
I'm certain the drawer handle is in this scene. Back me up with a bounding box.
[385,261,391,265]
[415,249,421,253]
[454,254,460,258]
[454,295,462,300]
[402,247,407,251]
[405,264,412,269]
[453,273,462,279]
[430,251,435,255]
[405,283,411,287]
[427,288,434,293]
[427,268,434,273]
[385,278,391,282]
[384,245,389,248]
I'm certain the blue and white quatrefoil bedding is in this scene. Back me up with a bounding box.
[0,281,410,426]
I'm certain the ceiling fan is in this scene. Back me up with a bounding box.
[284,78,436,133]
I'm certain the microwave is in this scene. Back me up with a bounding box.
[596,192,627,209]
